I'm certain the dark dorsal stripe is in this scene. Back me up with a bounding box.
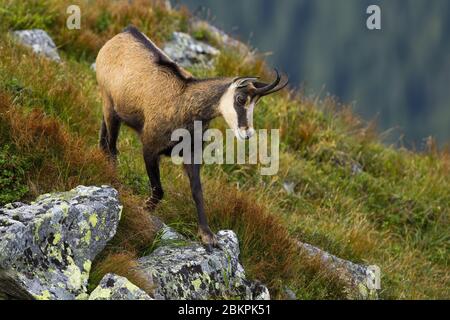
[123,25,192,82]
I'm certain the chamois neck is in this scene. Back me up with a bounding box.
[184,78,232,121]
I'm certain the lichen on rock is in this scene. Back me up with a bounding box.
[163,32,219,68]
[0,186,122,300]
[89,273,153,300]
[137,229,270,300]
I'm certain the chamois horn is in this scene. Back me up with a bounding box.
[254,69,289,97]
[234,76,260,88]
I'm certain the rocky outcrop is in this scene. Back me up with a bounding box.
[12,29,61,62]
[190,20,250,55]
[88,273,153,300]
[138,229,270,300]
[0,186,269,300]
[0,186,122,300]
[163,32,219,68]
[297,241,380,299]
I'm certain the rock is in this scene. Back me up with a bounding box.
[137,229,270,300]
[163,32,219,68]
[190,20,250,54]
[159,224,186,242]
[283,287,297,300]
[351,163,363,175]
[283,181,296,195]
[149,216,186,242]
[0,186,122,300]
[297,241,380,299]
[330,151,364,176]
[12,29,61,62]
[89,273,153,300]
[163,0,172,11]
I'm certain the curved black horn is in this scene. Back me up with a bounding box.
[233,76,259,88]
[254,69,281,96]
[261,76,289,96]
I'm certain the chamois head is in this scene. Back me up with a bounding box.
[218,69,288,140]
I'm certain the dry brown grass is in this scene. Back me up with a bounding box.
[0,91,116,197]
[1,89,157,293]
[112,191,158,253]
[88,251,154,295]
[48,0,190,60]
[154,166,348,298]
[88,190,158,294]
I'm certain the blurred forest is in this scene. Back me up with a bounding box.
[180,0,450,147]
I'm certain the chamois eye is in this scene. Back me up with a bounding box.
[236,95,246,105]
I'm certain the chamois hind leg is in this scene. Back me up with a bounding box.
[99,118,108,153]
[99,92,121,162]
[143,149,164,211]
[184,162,218,252]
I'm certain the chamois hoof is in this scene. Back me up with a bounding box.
[198,225,218,252]
[145,197,159,211]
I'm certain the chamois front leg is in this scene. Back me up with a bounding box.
[143,150,164,211]
[184,163,218,252]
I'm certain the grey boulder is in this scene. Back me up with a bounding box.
[138,229,270,300]
[163,32,219,68]
[298,241,380,299]
[12,29,61,62]
[0,186,122,300]
[190,20,250,53]
[89,273,153,300]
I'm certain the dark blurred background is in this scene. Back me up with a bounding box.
[178,0,450,147]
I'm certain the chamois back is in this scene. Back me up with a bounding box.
[96,26,194,133]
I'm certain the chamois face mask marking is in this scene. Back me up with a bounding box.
[218,84,239,138]
[219,84,257,141]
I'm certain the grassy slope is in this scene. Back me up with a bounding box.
[0,0,448,299]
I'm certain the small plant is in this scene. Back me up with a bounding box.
[0,145,29,205]
[95,11,112,33]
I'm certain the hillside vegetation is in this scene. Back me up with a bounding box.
[0,0,449,299]
[183,0,450,146]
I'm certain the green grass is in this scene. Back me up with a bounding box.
[0,0,449,299]
[0,145,29,204]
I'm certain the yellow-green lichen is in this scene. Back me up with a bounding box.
[64,264,82,290]
[78,220,91,244]
[53,232,62,245]
[88,213,98,227]
[34,289,52,300]
[89,287,112,300]
[76,292,89,300]
[47,245,63,264]
[83,229,91,244]
[124,280,140,293]
[83,260,92,273]
[60,203,69,217]
[192,278,202,291]
[33,219,43,241]
[118,205,123,220]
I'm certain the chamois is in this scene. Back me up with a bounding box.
[96,26,288,250]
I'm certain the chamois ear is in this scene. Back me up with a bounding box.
[233,76,259,88]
